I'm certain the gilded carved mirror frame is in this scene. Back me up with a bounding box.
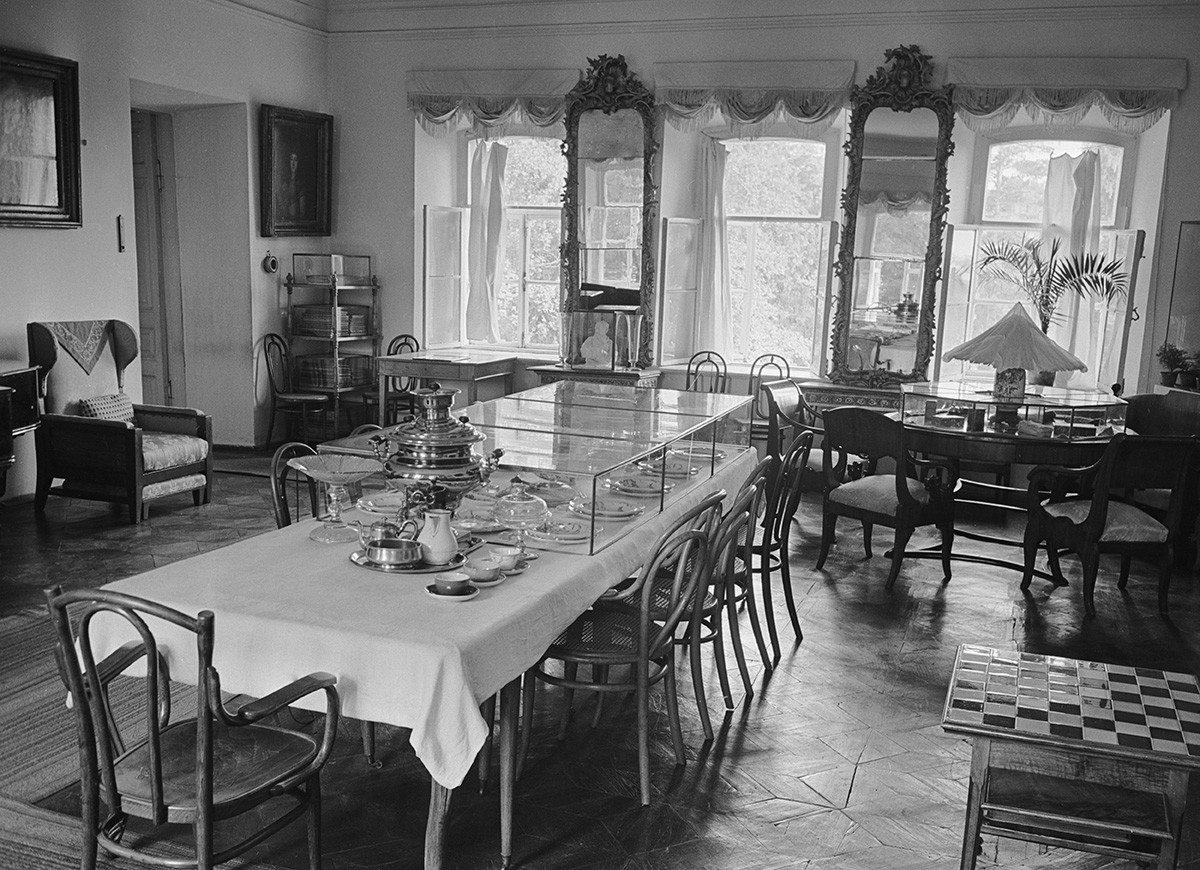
[561,54,659,368]
[830,46,955,386]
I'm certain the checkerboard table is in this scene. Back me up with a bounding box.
[942,644,1200,869]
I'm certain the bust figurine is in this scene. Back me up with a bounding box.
[579,320,613,368]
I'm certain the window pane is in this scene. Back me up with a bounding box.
[494,213,522,344]
[725,140,826,217]
[501,138,566,207]
[525,282,559,347]
[982,140,1123,225]
[525,215,559,283]
[603,163,643,206]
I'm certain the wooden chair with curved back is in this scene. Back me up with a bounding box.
[815,406,956,590]
[747,354,790,451]
[1021,433,1200,616]
[522,523,713,805]
[750,428,814,660]
[685,350,729,394]
[46,586,339,870]
[263,333,329,445]
[361,334,420,425]
[760,378,825,494]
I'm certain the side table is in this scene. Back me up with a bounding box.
[528,364,661,389]
[941,644,1200,868]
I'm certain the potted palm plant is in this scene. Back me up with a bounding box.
[1156,342,1187,387]
[977,237,1129,385]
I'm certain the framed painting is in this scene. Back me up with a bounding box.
[259,104,332,237]
[0,46,81,228]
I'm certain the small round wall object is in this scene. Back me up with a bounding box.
[262,251,279,274]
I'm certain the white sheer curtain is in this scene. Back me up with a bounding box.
[1043,150,1101,387]
[697,137,732,354]
[465,141,508,342]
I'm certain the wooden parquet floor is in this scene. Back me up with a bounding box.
[2,450,1198,869]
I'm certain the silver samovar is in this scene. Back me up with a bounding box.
[369,384,502,510]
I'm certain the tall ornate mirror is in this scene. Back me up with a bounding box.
[562,55,659,368]
[830,46,954,385]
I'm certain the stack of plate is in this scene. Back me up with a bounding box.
[636,458,701,479]
[525,520,593,544]
[356,491,409,517]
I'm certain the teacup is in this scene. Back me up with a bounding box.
[462,559,502,582]
[489,546,523,571]
[364,537,422,566]
[433,571,472,596]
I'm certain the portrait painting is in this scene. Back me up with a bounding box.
[259,104,332,237]
[0,46,81,228]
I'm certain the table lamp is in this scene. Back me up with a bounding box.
[941,303,1086,400]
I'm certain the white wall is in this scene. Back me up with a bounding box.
[0,0,328,499]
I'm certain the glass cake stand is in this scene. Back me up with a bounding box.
[287,454,383,543]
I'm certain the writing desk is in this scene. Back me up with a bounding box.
[89,448,755,868]
[375,349,517,421]
[942,644,1200,868]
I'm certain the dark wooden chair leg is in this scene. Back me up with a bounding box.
[816,511,836,570]
[1080,545,1101,617]
[885,525,913,591]
[306,773,321,870]
[1158,547,1173,615]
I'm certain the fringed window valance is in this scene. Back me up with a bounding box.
[860,190,932,217]
[653,60,855,138]
[406,68,580,138]
[946,57,1187,135]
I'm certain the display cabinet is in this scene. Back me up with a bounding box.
[900,382,1126,440]
[455,388,752,554]
[286,253,380,436]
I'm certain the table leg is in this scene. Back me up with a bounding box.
[960,737,990,870]
[499,677,520,869]
[1160,768,1190,869]
[424,782,451,870]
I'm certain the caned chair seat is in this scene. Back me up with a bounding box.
[549,609,640,662]
[142,432,210,471]
[1042,499,1168,543]
[828,474,929,516]
[114,720,320,818]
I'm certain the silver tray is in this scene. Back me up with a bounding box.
[349,551,468,574]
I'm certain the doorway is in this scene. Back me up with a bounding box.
[130,109,186,406]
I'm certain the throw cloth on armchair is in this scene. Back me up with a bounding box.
[41,321,111,375]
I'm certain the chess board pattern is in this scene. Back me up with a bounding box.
[943,644,1200,761]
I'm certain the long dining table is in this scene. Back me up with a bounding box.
[87,445,756,868]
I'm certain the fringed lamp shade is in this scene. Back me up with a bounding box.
[941,303,1087,399]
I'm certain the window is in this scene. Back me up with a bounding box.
[723,139,834,367]
[493,137,565,348]
[978,137,1130,228]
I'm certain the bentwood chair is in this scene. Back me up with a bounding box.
[525,527,712,805]
[1021,434,1200,616]
[685,350,729,393]
[361,334,420,425]
[747,354,790,453]
[269,441,385,770]
[46,586,339,870]
[750,429,814,660]
[815,406,956,590]
[264,333,329,445]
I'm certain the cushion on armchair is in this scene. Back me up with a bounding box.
[142,433,209,471]
[79,393,136,423]
[828,474,929,516]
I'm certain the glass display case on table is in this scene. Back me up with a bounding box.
[900,382,1126,441]
[461,388,752,554]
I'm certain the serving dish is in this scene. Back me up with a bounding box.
[567,499,643,521]
[349,551,467,574]
[607,476,674,498]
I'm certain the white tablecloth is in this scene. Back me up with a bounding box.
[90,448,755,788]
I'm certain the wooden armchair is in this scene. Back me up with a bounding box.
[815,406,956,590]
[45,586,339,870]
[28,320,213,523]
[1021,434,1200,616]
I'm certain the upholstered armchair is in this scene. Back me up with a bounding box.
[27,320,213,523]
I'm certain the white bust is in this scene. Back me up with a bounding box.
[580,320,613,367]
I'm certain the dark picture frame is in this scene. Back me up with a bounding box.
[259,104,332,237]
[0,46,81,228]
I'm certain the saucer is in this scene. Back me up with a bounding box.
[470,572,506,588]
[424,583,480,602]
